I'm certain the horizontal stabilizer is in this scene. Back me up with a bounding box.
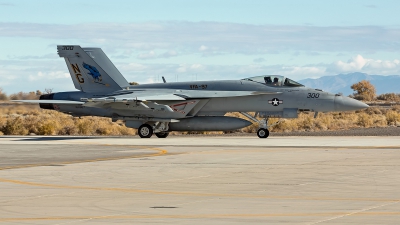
[81,94,186,103]
[12,100,84,104]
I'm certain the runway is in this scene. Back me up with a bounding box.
[1,136,400,224]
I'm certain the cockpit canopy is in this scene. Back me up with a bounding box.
[242,75,304,87]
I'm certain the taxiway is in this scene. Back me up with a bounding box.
[1,136,400,224]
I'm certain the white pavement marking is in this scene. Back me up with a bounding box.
[306,201,400,225]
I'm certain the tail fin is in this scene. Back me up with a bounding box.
[57,45,129,93]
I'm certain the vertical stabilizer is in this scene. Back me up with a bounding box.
[57,45,129,93]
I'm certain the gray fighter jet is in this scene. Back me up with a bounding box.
[16,45,368,138]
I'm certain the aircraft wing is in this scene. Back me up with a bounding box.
[79,90,280,104]
[12,90,280,117]
[174,90,281,99]
[13,90,278,104]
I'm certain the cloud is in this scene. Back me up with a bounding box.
[8,53,57,60]
[1,22,399,55]
[0,3,13,6]
[175,63,206,73]
[328,55,400,74]
[253,57,266,63]
[137,51,157,59]
[160,50,178,58]
[137,50,178,60]
[199,45,208,51]
[29,71,69,81]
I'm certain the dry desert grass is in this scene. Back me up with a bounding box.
[0,103,399,136]
[0,105,136,136]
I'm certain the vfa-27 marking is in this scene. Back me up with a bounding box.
[190,84,208,89]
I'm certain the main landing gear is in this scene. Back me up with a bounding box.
[138,124,153,138]
[138,122,170,138]
[155,132,169,138]
[239,112,282,139]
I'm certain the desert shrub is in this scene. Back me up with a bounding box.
[365,107,383,115]
[377,93,400,102]
[117,125,137,135]
[296,113,314,131]
[94,119,118,135]
[351,80,376,101]
[385,110,400,125]
[371,114,387,127]
[37,120,59,135]
[391,105,400,113]
[270,119,298,132]
[0,117,7,129]
[0,88,8,101]
[357,112,373,127]
[57,117,78,135]
[1,117,29,135]
[75,118,95,135]
[315,114,333,130]
[9,91,39,100]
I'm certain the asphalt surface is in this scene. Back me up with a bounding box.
[1,136,400,224]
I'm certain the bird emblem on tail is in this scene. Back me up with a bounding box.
[82,62,102,82]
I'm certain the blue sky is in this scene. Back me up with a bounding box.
[1,0,400,93]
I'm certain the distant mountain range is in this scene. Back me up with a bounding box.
[298,72,400,95]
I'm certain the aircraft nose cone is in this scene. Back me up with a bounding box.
[334,96,369,111]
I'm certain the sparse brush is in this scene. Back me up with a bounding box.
[0,103,399,136]
[0,105,137,136]
[357,112,374,127]
[1,117,29,135]
[385,110,400,126]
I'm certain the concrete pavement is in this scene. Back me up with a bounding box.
[0,136,400,224]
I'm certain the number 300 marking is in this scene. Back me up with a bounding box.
[62,46,74,50]
[307,93,320,98]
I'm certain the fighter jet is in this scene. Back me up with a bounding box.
[16,45,369,138]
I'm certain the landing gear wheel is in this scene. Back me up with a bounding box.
[138,124,153,138]
[257,128,269,138]
[155,132,169,138]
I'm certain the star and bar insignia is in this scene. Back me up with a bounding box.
[268,98,283,106]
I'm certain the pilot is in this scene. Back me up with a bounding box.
[273,77,279,86]
[264,76,272,84]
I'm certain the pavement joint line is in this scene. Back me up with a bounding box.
[0,147,168,171]
[306,200,400,225]
[0,176,398,202]
[3,211,400,222]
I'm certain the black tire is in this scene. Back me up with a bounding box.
[138,124,153,138]
[257,128,269,138]
[155,132,169,138]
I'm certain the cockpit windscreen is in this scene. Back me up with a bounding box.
[242,75,304,87]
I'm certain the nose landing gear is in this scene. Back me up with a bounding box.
[239,112,282,139]
[257,128,269,138]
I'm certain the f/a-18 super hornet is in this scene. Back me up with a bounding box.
[16,45,369,138]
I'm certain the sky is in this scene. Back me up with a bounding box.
[1,0,400,93]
